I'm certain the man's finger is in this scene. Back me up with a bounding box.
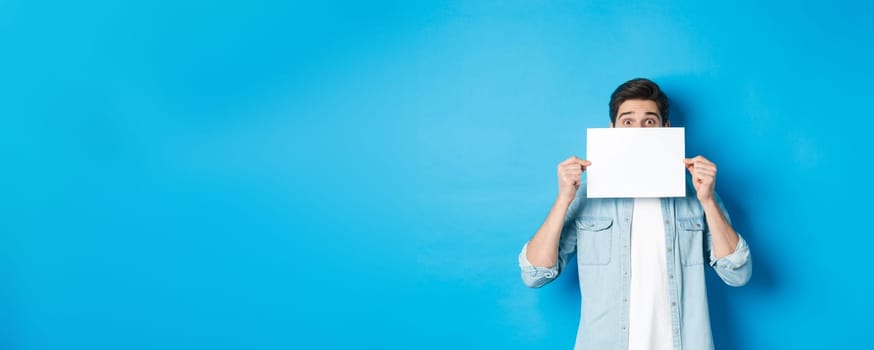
[694,173,715,181]
[694,164,716,172]
[692,155,715,166]
[562,164,583,173]
[695,168,716,176]
[559,156,581,166]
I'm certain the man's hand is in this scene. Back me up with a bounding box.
[684,155,717,203]
[557,156,591,205]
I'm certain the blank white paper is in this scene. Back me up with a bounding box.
[585,128,686,198]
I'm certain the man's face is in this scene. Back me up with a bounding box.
[611,99,668,128]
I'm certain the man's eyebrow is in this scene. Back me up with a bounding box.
[618,111,662,118]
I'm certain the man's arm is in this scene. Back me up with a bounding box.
[525,156,590,267]
[684,155,738,257]
[701,197,739,259]
[519,156,590,288]
[526,196,574,267]
[685,156,752,286]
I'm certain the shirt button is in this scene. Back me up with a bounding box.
[672,302,677,306]
[669,274,674,279]
[667,247,672,253]
[624,218,630,222]
[623,298,628,302]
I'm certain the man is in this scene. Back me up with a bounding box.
[518,78,752,350]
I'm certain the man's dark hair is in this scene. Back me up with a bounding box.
[609,78,670,125]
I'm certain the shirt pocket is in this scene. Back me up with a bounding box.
[576,216,613,265]
[678,216,705,266]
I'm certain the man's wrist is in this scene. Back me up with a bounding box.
[555,196,574,208]
[699,197,719,210]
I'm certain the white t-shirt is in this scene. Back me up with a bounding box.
[628,198,674,350]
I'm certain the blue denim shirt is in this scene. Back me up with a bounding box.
[518,183,752,350]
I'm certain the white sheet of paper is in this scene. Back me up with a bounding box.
[586,127,686,198]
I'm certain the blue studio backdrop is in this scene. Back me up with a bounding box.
[1,1,872,349]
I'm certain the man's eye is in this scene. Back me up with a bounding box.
[623,120,632,125]
[645,119,657,126]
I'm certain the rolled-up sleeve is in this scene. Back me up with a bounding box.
[518,191,583,288]
[709,233,752,287]
[519,243,560,288]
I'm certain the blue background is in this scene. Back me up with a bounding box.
[1,0,872,349]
